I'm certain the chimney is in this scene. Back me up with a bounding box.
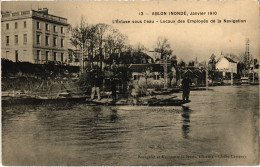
[37,8,48,14]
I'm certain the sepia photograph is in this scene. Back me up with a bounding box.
[1,0,259,166]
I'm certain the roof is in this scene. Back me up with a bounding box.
[106,51,154,64]
[224,56,236,63]
[2,9,68,26]
[183,69,204,79]
[129,64,150,73]
[129,63,165,73]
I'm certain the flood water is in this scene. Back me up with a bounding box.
[2,86,259,165]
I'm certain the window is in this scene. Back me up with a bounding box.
[53,25,57,32]
[53,37,57,46]
[37,34,41,45]
[53,52,57,61]
[6,23,9,30]
[154,74,160,80]
[24,21,26,28]
[15,22,18,29]
[23,34,27,44]
[61,53,64,62]
[61,39,64,48]
[45,23,49,31]
[45,36,49,46]
[61,27,64,33]
[36,50,41,63]
[46,51,49,62]
[15,35,18,44]
[37,22,40,29]
[6,36,9,46]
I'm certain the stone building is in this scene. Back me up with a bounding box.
[1,8,69,63]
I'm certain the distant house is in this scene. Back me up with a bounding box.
[106,51,154,66]
[183,69,205,86]
[129,63,176,88]
[216,56,237,74]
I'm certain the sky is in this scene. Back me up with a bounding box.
[2,1,259,62]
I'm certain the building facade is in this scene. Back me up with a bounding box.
[1,8,69,63]
[129,63,177,88]
[216,56,237,74]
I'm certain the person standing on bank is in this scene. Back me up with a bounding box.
[91,71,102,101]
[182,74,192,102]
[110,60,118,103]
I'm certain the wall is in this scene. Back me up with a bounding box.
[32,19,68,63]
[216,58,237,74]
[1,13,68,64]
[1,18,34,62]
[216,58,229,71]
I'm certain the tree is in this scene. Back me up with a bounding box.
[209,54,216,64]
[154,37,173,59]
[93,24,129,67]
[105,28,128,57]
[208,54,217,71]
[133,43,147,53]
[188,61,195,67]
[69,17,94,72]
[170,55,178,67]
[178,59,186,68]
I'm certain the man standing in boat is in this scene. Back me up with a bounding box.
[90,68,102,101]
[110,60,118,103]
[182,74,192,102]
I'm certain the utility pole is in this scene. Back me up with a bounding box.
[231,67,233,86]
[148,50,169,89]
[81,43,84,73]
[164,55,168,89]
[206,64,209,90]
[245,38,250,77]
[252,60,255,84]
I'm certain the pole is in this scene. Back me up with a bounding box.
[206,65,209,90]
[231,67,233,86]
[253,60,255,84]
[81,43,84,73]
[164,56,167,89]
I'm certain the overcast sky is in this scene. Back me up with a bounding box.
[2,1,259,62]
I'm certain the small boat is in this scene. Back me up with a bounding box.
[114,105,180,111]
[86,95,190,107]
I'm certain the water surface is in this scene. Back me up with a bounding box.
[2,86,259,165]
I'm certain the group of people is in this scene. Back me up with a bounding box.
[90,61,118,102]
[90,64,192,103]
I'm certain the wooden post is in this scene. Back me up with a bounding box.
[164,56,168,89]
[231,67,233,86]
[81,43,84,73]
[206,65,209,90]
[253,63,255,84]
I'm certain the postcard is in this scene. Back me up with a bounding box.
[1,1,259,166]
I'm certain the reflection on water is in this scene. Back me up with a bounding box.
[182,106,191,139]
[2,86,259,166]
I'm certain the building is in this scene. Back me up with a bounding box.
[129,63,177,88]
[1,8,69,64]
[216,56,237,74]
